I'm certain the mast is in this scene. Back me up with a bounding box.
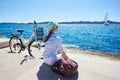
[104,12,109,26]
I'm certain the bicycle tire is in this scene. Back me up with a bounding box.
[28,39,41,58]
[9,36,22,53]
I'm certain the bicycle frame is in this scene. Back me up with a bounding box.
[28,22,43,49]
[9,21,44,53]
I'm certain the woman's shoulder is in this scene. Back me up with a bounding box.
[56,37,63,43]
[52,34,60,39]
[50,34,62,42]
[55,35,62,40]
[52,35,62,42]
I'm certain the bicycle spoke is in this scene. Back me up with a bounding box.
[9,36,22,53]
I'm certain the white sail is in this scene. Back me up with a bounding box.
[104,12,109,26]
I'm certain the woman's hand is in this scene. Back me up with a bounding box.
[62,52,69,60]
[57,51,61,54]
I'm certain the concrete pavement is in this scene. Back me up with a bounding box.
[0,47,120,80]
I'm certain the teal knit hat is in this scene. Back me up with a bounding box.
[47,22,57,32]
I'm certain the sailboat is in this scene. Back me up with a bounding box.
[104,12,109,26]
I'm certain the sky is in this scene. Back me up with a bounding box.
[0,0,120,23]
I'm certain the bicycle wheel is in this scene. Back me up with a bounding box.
[9,36,22,53]
[28,40,42,58]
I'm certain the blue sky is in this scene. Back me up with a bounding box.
[0,0,120,23]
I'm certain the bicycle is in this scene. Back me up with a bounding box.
[9,21,44,58]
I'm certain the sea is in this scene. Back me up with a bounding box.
[0,23,120,54]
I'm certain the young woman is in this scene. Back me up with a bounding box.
[43,22,68,66]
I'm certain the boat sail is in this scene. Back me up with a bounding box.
[104,12,109,26]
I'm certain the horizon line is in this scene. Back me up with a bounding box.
[0,20,120,24]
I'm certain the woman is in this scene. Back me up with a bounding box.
[43,22,68,66]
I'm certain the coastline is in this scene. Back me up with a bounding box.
[65,48,120,61]
[64,44,120,60]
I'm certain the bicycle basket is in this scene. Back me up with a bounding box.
[36,27,44,40]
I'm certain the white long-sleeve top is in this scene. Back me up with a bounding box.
[43,34,64,65]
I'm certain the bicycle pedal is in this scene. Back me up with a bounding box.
[22,47,25,50]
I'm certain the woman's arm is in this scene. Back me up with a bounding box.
[56,38,69,59]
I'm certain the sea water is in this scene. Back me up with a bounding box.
[0,23,120,54]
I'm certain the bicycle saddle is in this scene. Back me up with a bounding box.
[17,30,24,34]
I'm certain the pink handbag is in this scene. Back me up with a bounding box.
[51,59,78,77]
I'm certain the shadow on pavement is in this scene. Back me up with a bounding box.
[20,55,29,65]
[37,63,79,80]
[20,55,36,65]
